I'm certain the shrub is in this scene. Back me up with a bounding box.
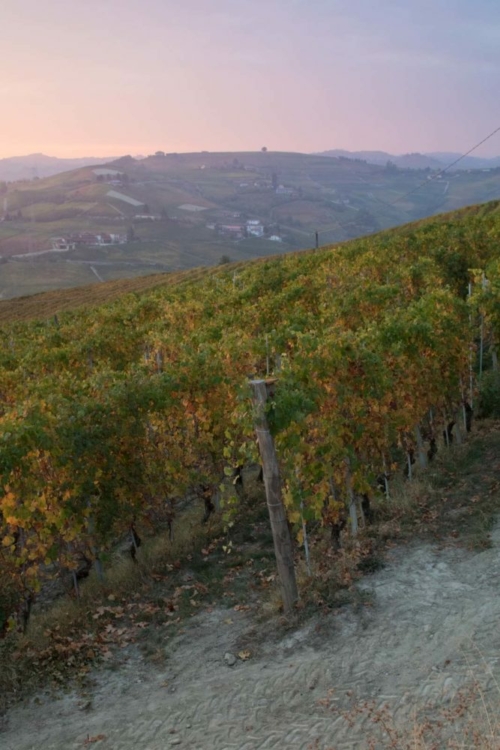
[477,370,500,418]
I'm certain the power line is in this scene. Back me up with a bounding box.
[389,123,500,206]
[313,122,500,241]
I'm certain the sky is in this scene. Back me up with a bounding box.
[2,0,500,158]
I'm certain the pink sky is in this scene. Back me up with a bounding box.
[2,0,500,159]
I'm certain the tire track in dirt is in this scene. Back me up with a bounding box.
[4,522,500,750]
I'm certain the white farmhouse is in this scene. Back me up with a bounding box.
[246,219,264,237]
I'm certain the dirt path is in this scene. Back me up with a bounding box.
[3,520,500,750]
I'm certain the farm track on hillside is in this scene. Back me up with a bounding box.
[4,523,500,747]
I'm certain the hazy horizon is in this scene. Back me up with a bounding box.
[3,0,500,160]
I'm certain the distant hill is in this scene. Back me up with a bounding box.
[0,154,119,183]
[318,149,500,171]
[1,149,500,300]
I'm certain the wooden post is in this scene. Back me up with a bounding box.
[468,282,474,408]
[406,452,413,481]
[72,570,80,601]
[156,350,163,372]
[300,500,312,576]
[250,379,298,614]
[345,458,358,536]
[480,315,484,378]
[382,456,390,499]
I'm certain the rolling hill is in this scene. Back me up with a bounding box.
[318,148,500,170]
[1,150,500,299]
[0,154,118,183]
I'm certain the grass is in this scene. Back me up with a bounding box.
[374,420,500,551]
[0,475,275,712]
[315,672,500,749]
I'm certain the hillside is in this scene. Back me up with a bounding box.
[6,448,500,749]
[0,154,118,183]
[3,200,500,747]
[2,150,500,299]
[319,148,500,171]
[0,198,493,325]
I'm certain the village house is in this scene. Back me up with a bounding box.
[246,219,264,237]
[276,184,294,196]
[220,225,244,238]
[57,232,126,247]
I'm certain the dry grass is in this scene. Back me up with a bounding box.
[318,665,500,749]
[311,640,500,749]
[0,505,224,712]
[0,253,273,323]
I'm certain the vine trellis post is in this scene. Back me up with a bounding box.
[344,458,358,535]
[249,379,298,614]
[468,281,474,407]
[415,425,428,470]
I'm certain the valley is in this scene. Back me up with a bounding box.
[2,150,500,299]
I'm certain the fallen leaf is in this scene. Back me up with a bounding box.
[83,734,107,745]
[238,650,251,661]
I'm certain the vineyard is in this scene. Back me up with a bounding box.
[2,199,500,633]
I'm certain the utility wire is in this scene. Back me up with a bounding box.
[314,122,500,240]
[389,123,500,206]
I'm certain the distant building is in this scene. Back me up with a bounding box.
[220,225,244,237]
[246,219,264,237]
[276,185,293,196]
[50,237,76,251]
[59,232,126,247]
[269,235,283,242]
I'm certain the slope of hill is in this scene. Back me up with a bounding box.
[3,199,500,733]
[318,149,444,169]
[0,154,118,183]
[320,148,500,171]
[319,148,500,171]
[1,150,500,299]
[0,197,497,324]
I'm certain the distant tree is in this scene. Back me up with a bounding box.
[218,254,231,265]
[122,173,129,184]
[385,160,398,173]
[16,210,23,219]
[155,151,166,157]
[160,208,169,220]
[261,146,268,152]
[272,172,278,189]
[96,174,104,182]
[127,226,136,242]
[143,203,150,214]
